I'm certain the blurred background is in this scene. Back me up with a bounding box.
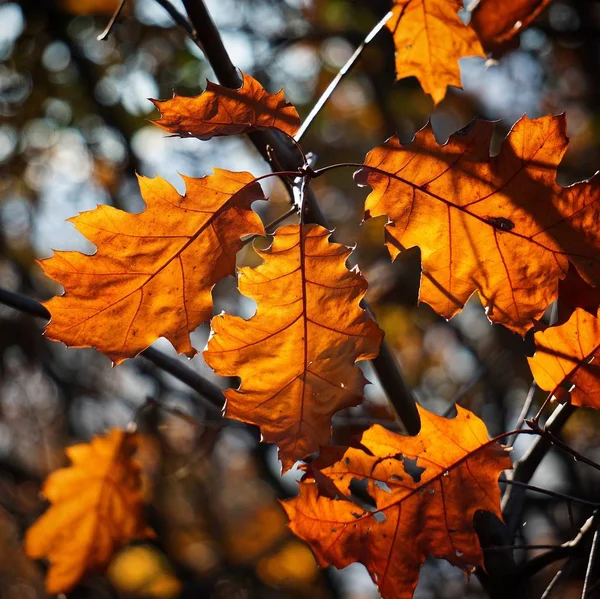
[1,0,600,597]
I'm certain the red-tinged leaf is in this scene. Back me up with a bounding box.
[152,72,300,140]
[357,114,600,335]
[282,405,511,599]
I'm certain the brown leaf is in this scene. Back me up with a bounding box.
[152,72,300,140]
[282,405,511,599]
[528,308,600,408]
[471,0,552,52]
[356,114,600,334]
[204,224,383,470]
[41,169,264,364]
[386,0,485,104]
[25,430,153,594]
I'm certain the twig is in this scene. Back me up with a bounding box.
[501,479,600,508]
[526,418,600,474]
[0,287,224,415]
[97,0,128,41]
[502,402,575,539]
[294,11,393,142]
[582,515,600,598]
[153,0,196,39]
[507,381,538,446]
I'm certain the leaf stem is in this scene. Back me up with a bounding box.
[293,11,393,142]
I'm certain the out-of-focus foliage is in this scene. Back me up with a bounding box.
[2,1,600,598]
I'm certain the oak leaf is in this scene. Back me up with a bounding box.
[152,72,300,139]
[204,224,383,470]
[356,114,600,334]
[282,405,511,599]
[386,0,485,104]
[25,429,153,594]
[41,169,265,364]
[470,0,552,52]
[528,308,600,408]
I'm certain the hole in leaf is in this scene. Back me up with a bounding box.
[374,480,391,493]
[403,457,426,483]
[374,511,386,523]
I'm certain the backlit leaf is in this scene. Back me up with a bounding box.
[356,114,600,334]
[152,72,300,139]
[25,430,152,594]
[282,405,511,599]
[41,169,265,364]
[470,0,552,51]
[386,0,485,104]
[204,224,383,471]
[528,308,600,408]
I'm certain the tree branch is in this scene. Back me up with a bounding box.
[0,287,224,415]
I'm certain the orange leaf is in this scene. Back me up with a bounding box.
[470,0,552,52]
[152,72,300,139]
[25,430,153,594]
[386,0,485,104]
[528,308,600,408]
[204,224,383,470]
[357,114,600,334]
[282,405,511,599]
[41,169,265,364]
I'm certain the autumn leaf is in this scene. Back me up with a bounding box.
[356,114,600,335]
[204,224,383,471]
[282,405,511,599]
[558,266,600,323]
[152,72,300,139]
[470,0,552,52]
[528,308,600,408]
[386,0,485,104]
[41,169,265,364]
[25,430,153,594]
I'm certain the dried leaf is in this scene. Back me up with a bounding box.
[528,308,600,408]
[152,72,300,139]
[282,405,511,599]
[470,0,552,51]
[25,430,152,594]
[387,0,485,104]
[356,114,600,334]
[204,224,383,470]
[41,169,265,364]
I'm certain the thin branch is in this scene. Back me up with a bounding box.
[153,0,196,39]
[501,479,600,508]
[294,11,393,142]
[527,418,600,474]
[507,381,538,446]
[582,517,600,598]
[0,287,224,414]
[97,0,128,41]
[502,402,575,539]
